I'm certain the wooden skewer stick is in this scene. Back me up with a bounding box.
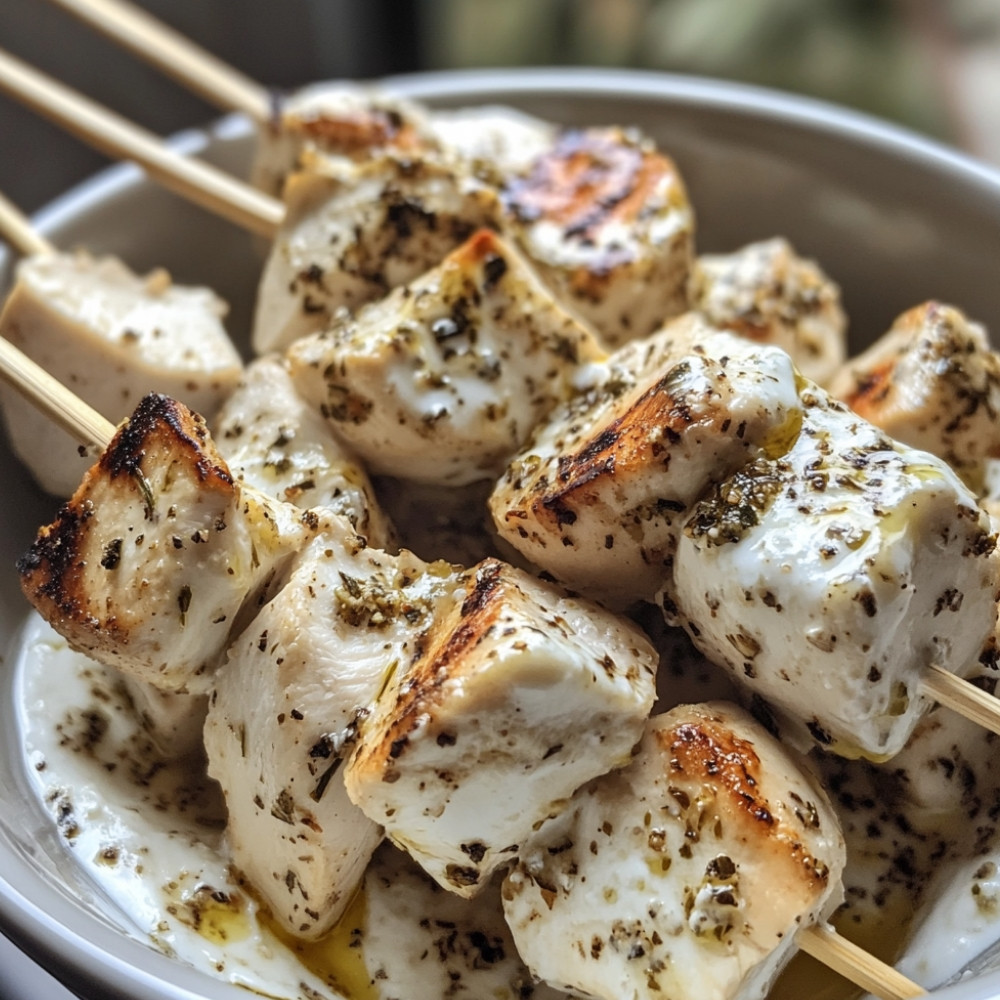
[0,191,55,258]
[799,925,926,1000]
[0,47,282,239]
[43,0,272,122]
[0,332,931,1000]
[0,336,114,448]
[920,664,1000,736]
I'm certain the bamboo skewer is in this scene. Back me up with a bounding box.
[0,336,114,448]
[921,664,1000,736]
[43,0,272,122]
[0,320,932,1000]
[0,47,282,239]
[0,191,55,258]
[799,925,926,1000]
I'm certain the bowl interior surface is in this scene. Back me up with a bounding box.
[2,67,1000,1000]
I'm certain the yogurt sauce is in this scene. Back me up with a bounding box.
[13,608,1000,999]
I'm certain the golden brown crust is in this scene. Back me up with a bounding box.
[291,107,425,158]
[507,362,718,535]
[504,128,680,242]
[657,711,832,892]
[351,560,505,777]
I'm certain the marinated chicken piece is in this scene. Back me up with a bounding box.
[691,237,847,386]
[668,384,1000,760]
[204,520,464,938]
[250,84,431,199]
[345,558,658,897]
[490,324,804,608]
[253,152,501,354]
[18,394,311,693]
[286,229,605,486]
[117,672,207,759]
[214,354,396,548]
[426,105,557,184]
[0,251,242,497]
[359,842,569,1000]
[829,301,1000,490]
[502,126,695,348]
[503,703,846,1000]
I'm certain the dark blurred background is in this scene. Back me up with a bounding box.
[1,0,999,214]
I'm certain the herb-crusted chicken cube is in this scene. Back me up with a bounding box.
[829,301,1000,490]
[344,558,658,897]
[250,84,431,199]
[286,229,605,486]
[502,126,694,349]
[204,521,464,938]
[490,325,804,608]
[253,152,501,354]
[668,385,1000,759]
[690,237,847,386]
[0,251,242,497]
[502,703,846,1000]
[18,394,310,693]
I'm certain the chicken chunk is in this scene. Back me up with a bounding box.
[213,353,396,548]
[502,126,695,348]
[490,324,804,608]
[502,703,846,1000]
[18,394,311,693]
[690,237,847,386]
[344,558,658,897]
[668,384,1000,759]
[828,301,1000,490]
[204,520,464,938]
[250,83,431,199]
[286,229,605,486]
[0,251,242,497]
[252,152,501,354]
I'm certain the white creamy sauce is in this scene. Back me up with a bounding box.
[12,613,565,1000]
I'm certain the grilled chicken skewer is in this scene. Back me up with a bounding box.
[0,339,932,998]
[0,189,242,497]
[0,47,702,359]
[8,343,659,936]
[491,317,1000,759]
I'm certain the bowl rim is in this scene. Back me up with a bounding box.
[4,64,1000,1000]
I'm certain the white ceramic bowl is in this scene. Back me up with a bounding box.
[3,67,1000,999]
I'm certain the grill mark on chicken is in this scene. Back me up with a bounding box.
[530,366,712,531]
[843,360,894,414]
[373,562,507,759]
[294,108,422,156]
[103,393,234,489]
[661,716,832,889]
[19,395,235,629]
[504,129,677,253]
